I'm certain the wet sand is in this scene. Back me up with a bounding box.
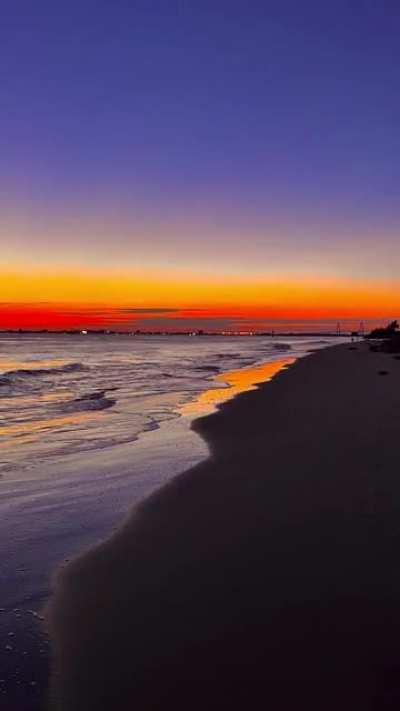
[47,343,400,710]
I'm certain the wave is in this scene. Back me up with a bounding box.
[0,362,87,386]
[61,390,117,414]
[272,343,292,351]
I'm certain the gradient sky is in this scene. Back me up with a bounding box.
[1,1,400,330]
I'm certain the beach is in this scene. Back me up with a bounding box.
[0,334,320,710]
[47,341,400,710]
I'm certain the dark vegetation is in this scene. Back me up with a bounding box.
[367,320,399,339]
[367,321,400,353]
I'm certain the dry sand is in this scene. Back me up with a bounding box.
[47,343,400,710]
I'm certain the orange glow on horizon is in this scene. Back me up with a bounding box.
[1,266,399,330]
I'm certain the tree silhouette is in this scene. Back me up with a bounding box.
[368,320,399,339]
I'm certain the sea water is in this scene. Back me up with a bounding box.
[0,333,332,475]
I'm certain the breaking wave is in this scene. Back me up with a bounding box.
[61,390,117,414]
[0,362,87,386]
[272,343,292,351]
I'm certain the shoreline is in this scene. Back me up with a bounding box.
[47,341,400,709]
[180,355,295,416]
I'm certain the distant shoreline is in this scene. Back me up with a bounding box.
[0,330,349,337]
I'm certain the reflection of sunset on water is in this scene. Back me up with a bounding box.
[0,411,105,443]
[181,357,294,417]
[0,358,71,371]
[0,391,72,408]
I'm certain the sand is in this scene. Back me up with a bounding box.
[47,343,400,710]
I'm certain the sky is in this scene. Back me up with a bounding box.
[1,0,400,331]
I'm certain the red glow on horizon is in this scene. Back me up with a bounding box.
[0,303,390,333]
[0,305,112,331]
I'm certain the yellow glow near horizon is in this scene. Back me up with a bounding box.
[1,265,400,318]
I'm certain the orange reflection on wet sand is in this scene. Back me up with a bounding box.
[181,357,294,416]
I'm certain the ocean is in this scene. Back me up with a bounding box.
[0,333,339,710]
[0,333,335,475]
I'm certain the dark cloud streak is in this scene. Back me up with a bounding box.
[116,308,181,314]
